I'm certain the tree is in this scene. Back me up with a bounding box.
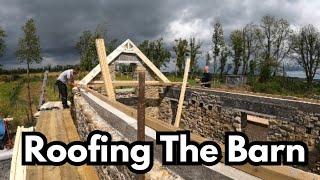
[76,31,98,71]
[138,38,171,69]
[76,21,117,71]
[205,52,211,66]
[173,38,189,75]
[16,18,42,124]
[290,25,320,87]
[106,39,118,55]
[220,46,230,78]
[212,20,226,79]
[0,26,6,58]
[242,23,258,75]
[257,15,292,82]
[230,29,244,74]
[189,37,202,77]
[0,26,6,69]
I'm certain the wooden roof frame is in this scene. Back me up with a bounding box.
[80,39,170,85]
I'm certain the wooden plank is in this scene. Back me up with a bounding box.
[174,57,191,128]
[42,111,61,180]
[247,115,269,126]
[82,87,320,180]
[89,80,182,87]
[26,111,50,180]
[11,126,34,180]
[61,110,99,180]
[10,126,21,180]
[61,110,81,141]
[26,110,99,180]
[56,110,81,180]
[95,39,116,100]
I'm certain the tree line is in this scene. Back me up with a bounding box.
[213,15,320,86]
[0,15,319,123]
[77,15,320,87]
[1,15,320,87]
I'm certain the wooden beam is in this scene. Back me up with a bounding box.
[132,43,170,83]
[80,39,171,85]
[137,71,145,180]
[174,57,191,128]
[80,40,128,85]
[95,39,116,100]
[10,126,21,180]
[10,126,34,180]
[81,87,320,180]
[89,80,182,87]
[38,70,48,110]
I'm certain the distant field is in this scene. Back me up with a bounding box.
[0,72,60,131]
[1,71,320,132]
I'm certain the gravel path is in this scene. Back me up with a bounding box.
[0,159,11,180]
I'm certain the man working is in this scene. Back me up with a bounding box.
[56,67,79,109]
[201,66,212,88]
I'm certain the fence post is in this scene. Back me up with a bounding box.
[137,71,145,180]
[38,70,48,110]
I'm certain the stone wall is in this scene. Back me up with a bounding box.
[73,92,184,180]
[158,87,320,173]
[159,87,320,144]
[74,85,320,174]
[117,86,161,120]
[73,93,135,180]
[159,88,242,142]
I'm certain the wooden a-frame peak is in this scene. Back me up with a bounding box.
[80,39,170,85]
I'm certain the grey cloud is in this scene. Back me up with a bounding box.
[0,0,318,68]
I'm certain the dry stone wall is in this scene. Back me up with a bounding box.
[73,86,320,174]
[117,86,161,120]
[159,88,242,142]
[159,87,320,145]
[73,94,135,180]
[158,87,320,173]
[73,92,184,180]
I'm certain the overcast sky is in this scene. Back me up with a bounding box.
[0,0,319,69]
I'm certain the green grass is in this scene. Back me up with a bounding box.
[166,74,198,86]
[0,73,60,132]
[115,72,134,81]
[1,71,319,132]
[248,76,320,98]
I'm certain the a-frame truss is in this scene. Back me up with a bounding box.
[80,39,170,85]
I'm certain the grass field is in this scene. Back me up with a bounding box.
[1,71,320,132]
[0,73,59,131]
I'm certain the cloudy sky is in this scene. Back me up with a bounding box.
[0,0,319,69]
